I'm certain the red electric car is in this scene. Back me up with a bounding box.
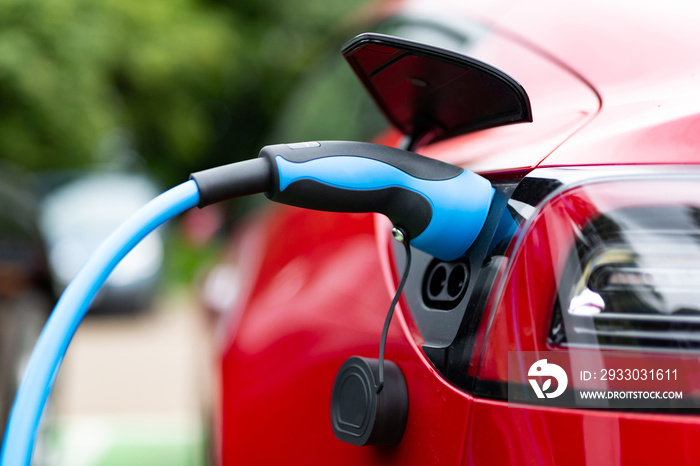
[204,0,700,464]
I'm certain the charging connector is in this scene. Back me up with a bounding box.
[191,140,494,261]
[1,181,200,466]
[3,139,495,465]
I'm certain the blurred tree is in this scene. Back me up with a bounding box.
[0,0,368,185]
[196,0,370,174]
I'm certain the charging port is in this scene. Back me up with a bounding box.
[422,260,470,310]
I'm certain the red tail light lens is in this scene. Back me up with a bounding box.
[476,175,700,407]
[551,200,700,350]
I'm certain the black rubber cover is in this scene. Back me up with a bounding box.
[330,356,408,446]
[189,157,272,207]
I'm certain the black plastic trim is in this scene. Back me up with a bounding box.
[397,180,519,352]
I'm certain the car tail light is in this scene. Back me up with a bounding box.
[549,182,700,350]
[475,174,700,404]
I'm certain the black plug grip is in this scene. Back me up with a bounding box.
[189,158,272,208]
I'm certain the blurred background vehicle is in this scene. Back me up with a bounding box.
[38,171,163,313]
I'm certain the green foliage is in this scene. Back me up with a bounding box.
[197,0,371,175]
[0,0,368,184]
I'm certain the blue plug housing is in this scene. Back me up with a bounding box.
[259,141,494,261]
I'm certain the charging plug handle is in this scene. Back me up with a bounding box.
[191,141,494,261]
[260,141,460,239]
[261,141,494,261]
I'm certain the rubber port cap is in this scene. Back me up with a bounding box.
[330,356,408,446]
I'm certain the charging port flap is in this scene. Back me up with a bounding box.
[342,33,532,146]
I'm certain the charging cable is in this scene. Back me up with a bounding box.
[1,141,495,465]
[376,227,411,394]
[1,181,199,466]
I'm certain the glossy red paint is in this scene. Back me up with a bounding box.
[217,182,700,465]
[219,207,473,465]
[213,1,700,464]
[414,15,599,174]
[490,0,700,96]
[406,0,700,170]
[467,398,700,466]
[489,0,700,169]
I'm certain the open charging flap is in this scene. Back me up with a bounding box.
[342,32,532,146]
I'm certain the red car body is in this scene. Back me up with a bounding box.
[208,0,700,464]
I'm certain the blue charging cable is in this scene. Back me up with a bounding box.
[1,140,495,465]
[1,180,200,466]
